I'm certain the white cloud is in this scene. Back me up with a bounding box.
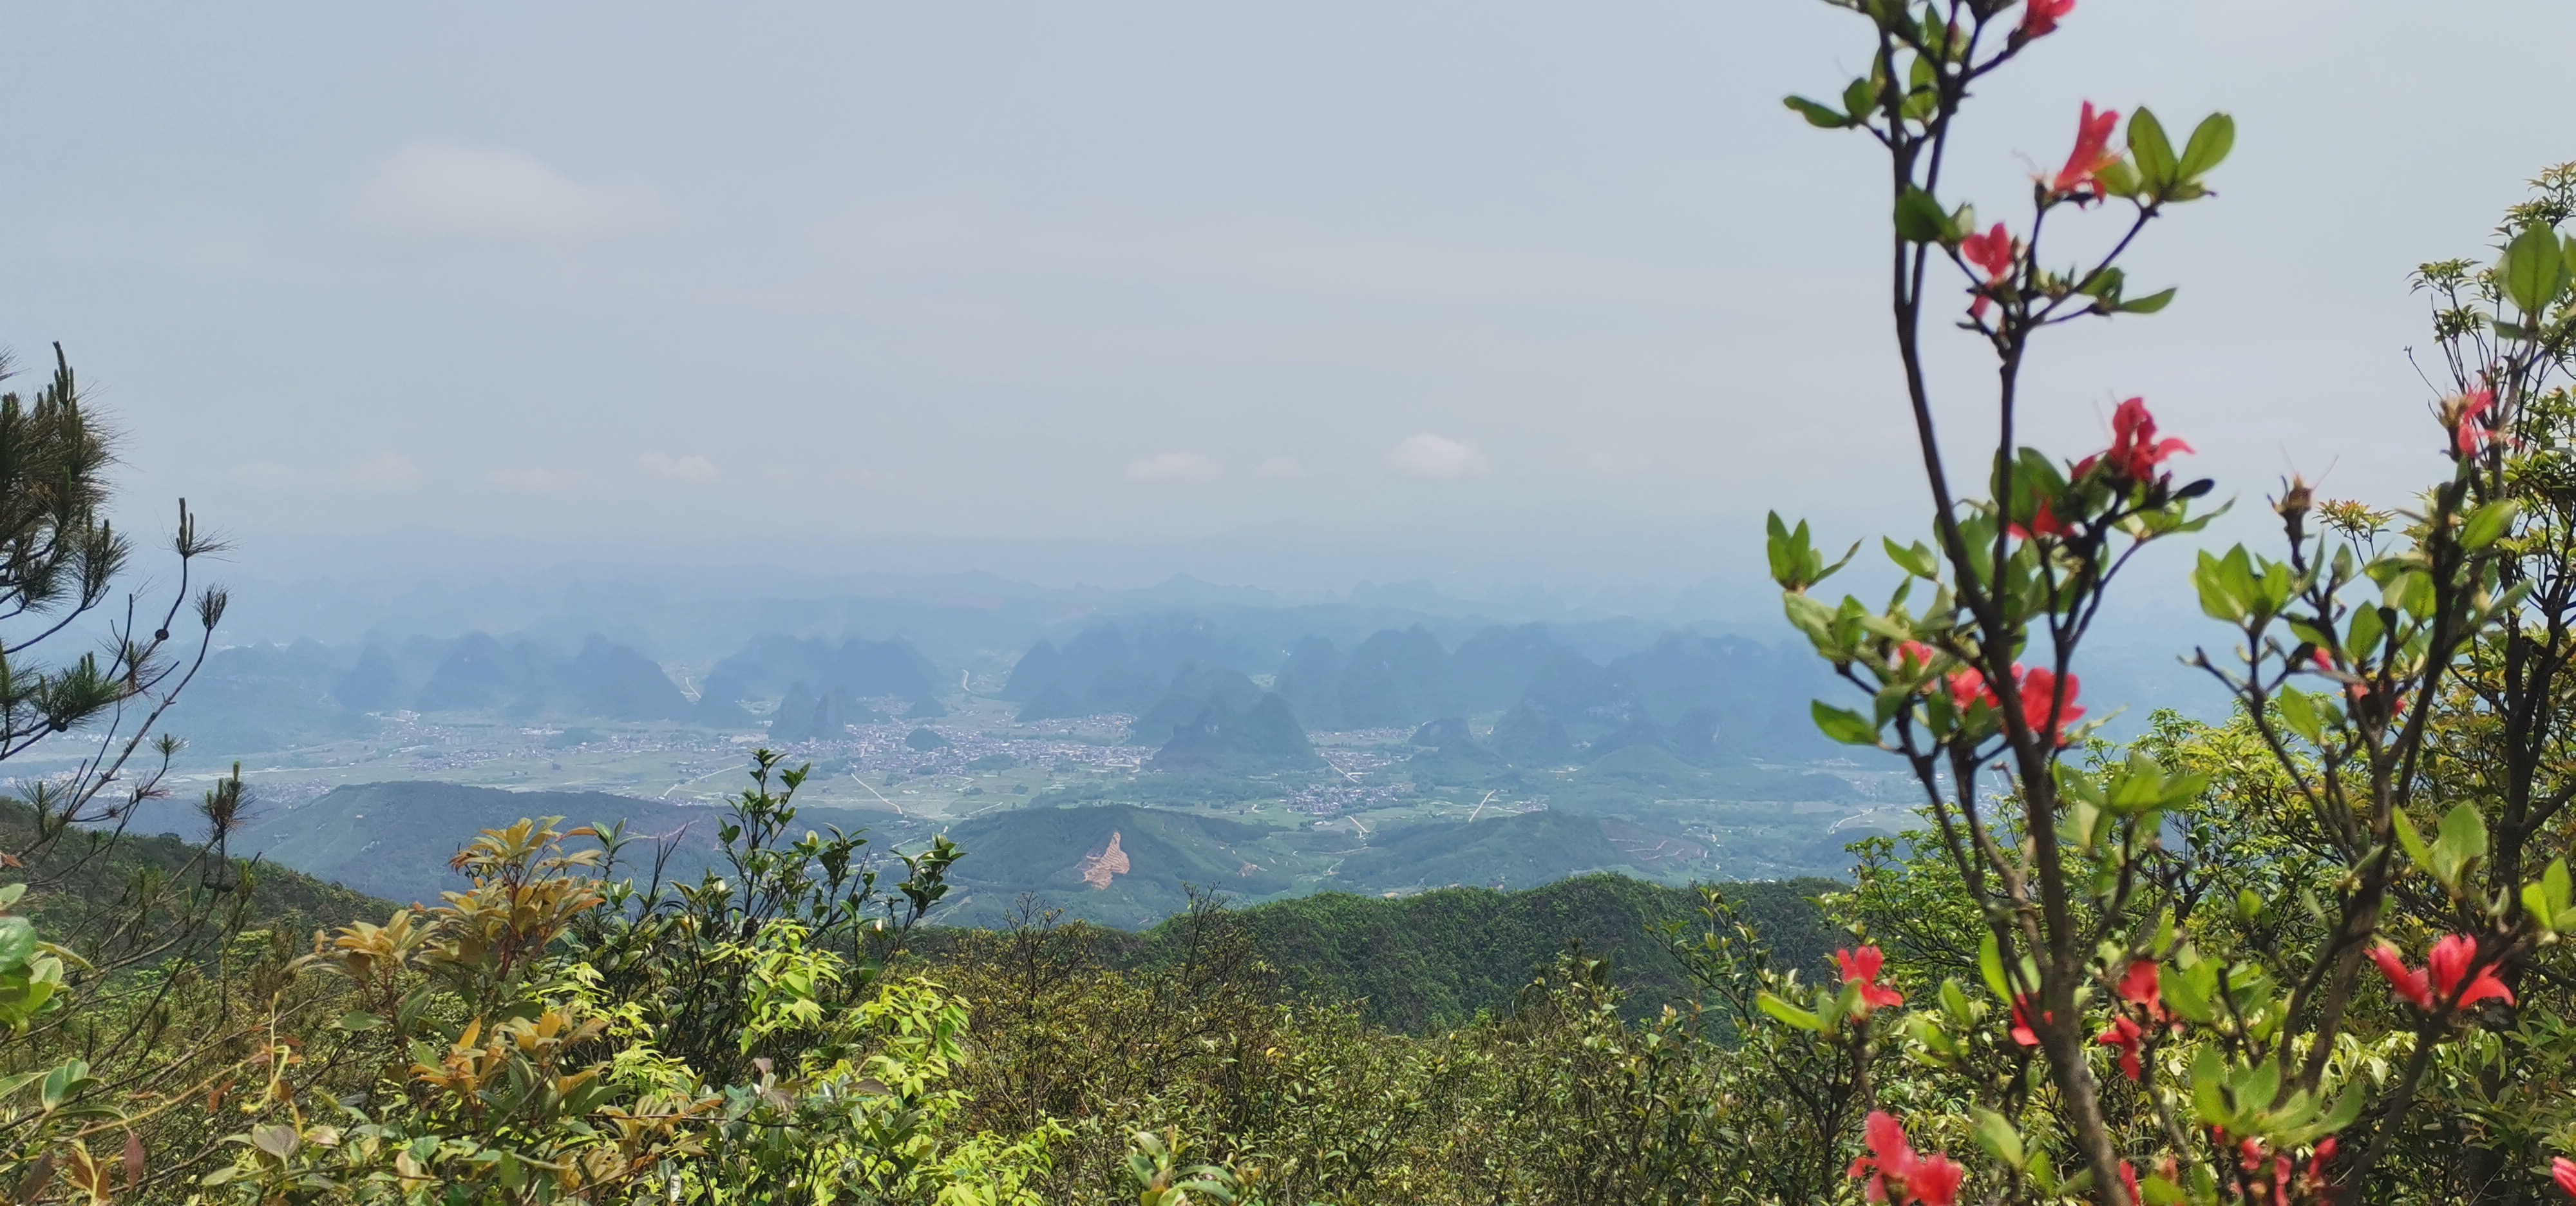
[1125,452,1224,483]
[1255,455,1305,478]
[1386,433,1491,481]
[484,466,592,494]
[638,452,719,483]
[354,141,665,240]
[231,452,423,492]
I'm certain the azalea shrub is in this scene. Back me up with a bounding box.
[1758,0,2576,1203]
[189,772,1059,1206]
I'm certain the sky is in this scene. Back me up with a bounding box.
[4,1,2572,597]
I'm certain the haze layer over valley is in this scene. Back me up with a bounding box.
[46,560,2220,928]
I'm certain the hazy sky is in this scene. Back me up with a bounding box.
[6,2,2571,591]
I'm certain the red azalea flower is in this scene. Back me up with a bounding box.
[2020,0,2074,38]
[2050,102,2123,197]
[2305,1137,2338,1191]
[1960,222,2015,318]
[2007,497,2070,540]
[1962,224,2014,280]
[2100,397,2193,480]
[2453,387,2502,457]
[2427,934,2514,1008]
[2370,943,2433,1011]
[1894,640,1939,672]
[2553,1154,2576,1198]
[1945,667,1998,713]
[2119,1160,2141,1206]
[2315,648,2408,714]
[1847,1113,1962,1206]
[2373,935,2513,1012]
[1947,664,2083,743]
[1838,946,1906,1012]
[2010,995,2047,1046]
[1908,1154,1964,1206]
[2117,959,2164,1017]
[1849,1111,1918,1203]
[2095,1014,2145,1080]
[2014,665,2085,745]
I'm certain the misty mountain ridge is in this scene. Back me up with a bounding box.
[1001,618,1852,761]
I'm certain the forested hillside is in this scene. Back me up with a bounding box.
[1166,873,1837,1031]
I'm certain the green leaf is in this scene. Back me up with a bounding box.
[2188,1047,2233,1128]
[2092,157,2141,199]
[1811,700,1880,746]
[2194,550,2248,622]
[1978,932,2011,1001]
[338,1010,384,1033]
[1782,592,1839,648]
[1884,537,1939,580]
[2393,809,2436,879]
[1784,95,1851,129]
[1843,76,1878,120]
[2127,108,2177,191]
[39,1060,88,1109]
[2519,882,2550,931]
[1969,1107,2026,1168]
[2175,111,2235,181]
[1756,990,1825,1031]
[2118,287,2177,314]
[2347,603,2387,662]
[2432,801,2489,887]
[2161,959,2216,1026]
[2311,1082,2366,1140]
[1895,187,1956,244]
[2275,689,2322,743]
[0,918,34,970]
[2233,1057,2282,1110]
[2503,222,2568,316]
[2461,499,2520,550]
[1765,512,1806,588]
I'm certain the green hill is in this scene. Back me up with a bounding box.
[1045,873,1838,1033]
[1,799,386,947]
[938,803,1297,928]
[1334,809,1713,891]
[1575,744,1706,791]
[1148,693,1321,774]
[236,782,728,905]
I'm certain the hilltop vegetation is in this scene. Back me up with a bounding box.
[220,780,732,904]
[939,803,1298,927]
[0,798,385,941]
[1146,873,1839,1032]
